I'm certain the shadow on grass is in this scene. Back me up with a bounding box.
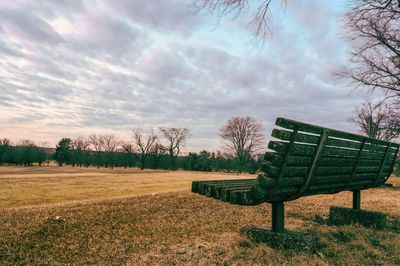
[386,217,400,233]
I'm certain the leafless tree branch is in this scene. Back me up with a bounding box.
[348,100,400,141]
[195,0,287,37]
[159,127,191,170]
[219,116,266,173]
[342,0,400,98]
[133,129,157,169]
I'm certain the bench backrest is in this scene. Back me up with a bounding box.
[250,117,400,203]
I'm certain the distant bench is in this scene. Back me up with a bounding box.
[192,118,399,233]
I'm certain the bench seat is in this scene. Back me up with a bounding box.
[193,118,399,205]
[192,179,257,205]
[192,117,399,231]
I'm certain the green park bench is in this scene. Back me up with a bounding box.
[192,117,399,249]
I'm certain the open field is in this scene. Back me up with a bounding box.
[0,166,252,209]
[1,167,400,265]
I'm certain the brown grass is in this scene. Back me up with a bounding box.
[0,166,252,209]
[1,166,400,265]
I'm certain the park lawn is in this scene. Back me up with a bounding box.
[0,166,252,209]
[0,166,400,265]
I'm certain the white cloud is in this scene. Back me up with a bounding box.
[0,0,373,151]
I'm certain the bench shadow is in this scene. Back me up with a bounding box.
[310,213,400,233]
[386,217,400,233]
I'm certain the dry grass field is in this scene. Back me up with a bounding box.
[1,166,400,265]
[0,166,252,209]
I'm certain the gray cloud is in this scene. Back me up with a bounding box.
[67,13,146,59]
[0,0,372,151]
[0,8,63,44]
[103,0,201,35]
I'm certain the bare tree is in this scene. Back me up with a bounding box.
[121,141,136,154]
[99,134,120,153]
[99,134,120,169]
[0,138,12,166]
[89,134,120,153]
[89,134,104,168]
[159,127,190,170]
[343,0,400,98]
[17,139,36,147]
[348,100,400,141]
[133,129,157,170]
[0,138,11,146]
[120,140,138,168]
[149,142,166,155]
[219,116,266,174]
[196,0,287,37]
[72,137,91,151]
[39,141,51,166]
[89,134,102,152]
[149,141,167,169]
[71,137,91,167]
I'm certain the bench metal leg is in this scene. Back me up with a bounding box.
[272,202,284,232]
[353,190,360,210]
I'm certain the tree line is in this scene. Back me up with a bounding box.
[1,115,398,175]
[52,122,265,173]
[0,139,49,166]
[0,120,266,174]
[0,140,262,173]
[53,142,263,173]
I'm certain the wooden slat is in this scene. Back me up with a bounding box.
[227,190,260,205]
[263,172,389,189]
[275,117,399,147]
[272,128,395,153]
[262,163,391,178]
[205,181,257,197]
[192,179,246,193]
[264,152,388,167]
[314,172,387,185]
[203,180,255,196]
[220,187,252,202]
[257,174,303,188]
[268,141,392,159]
[230,190,251,204]
[272,128,319,146]
[196,180,252,194]
[266,179,387,202]
[214,185,254,199]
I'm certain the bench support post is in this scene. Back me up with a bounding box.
[272,202,284,232]
[352,190,360,210]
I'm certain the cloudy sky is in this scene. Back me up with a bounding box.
[0,0,379,151]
